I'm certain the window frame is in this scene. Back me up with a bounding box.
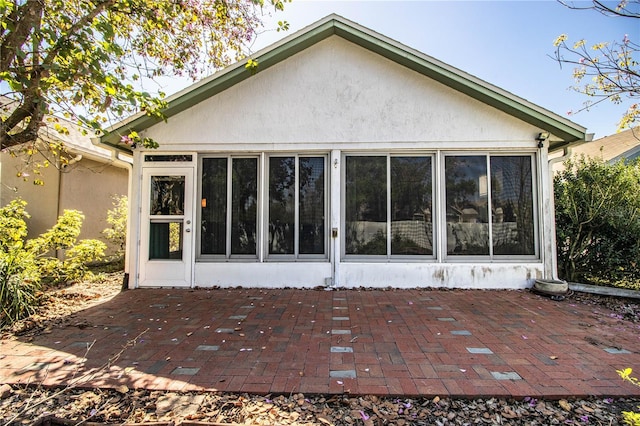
[197,153,329,262]
[342,152,437,261]
[197,155,261,261]
[441,152,539,262]
[265,154,329,261]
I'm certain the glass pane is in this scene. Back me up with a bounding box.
[345,156,387,255]
[231,158,258,255]
[149,221,183,260]
[269,157,295,254]
[491,156,535,255]
[445,156,489,255]
[299,157,325,255]
[150,176,185,215]
[201,158,227,255]
[391,157,433,255]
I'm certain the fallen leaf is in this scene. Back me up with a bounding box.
[318,415,333,425]
[581,404,594,413]
[559,399,572,411]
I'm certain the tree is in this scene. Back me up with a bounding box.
[554,155,640,286]
[0,0,288,158]
[553,0,639,132]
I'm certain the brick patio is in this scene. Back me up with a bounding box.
[1,288,638,399]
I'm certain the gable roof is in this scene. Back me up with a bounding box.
[99,14,588,153]
[570,127,640,163]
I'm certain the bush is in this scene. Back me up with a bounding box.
[554,156,640,288]
[103,195,127,256]
[0,199,106,328]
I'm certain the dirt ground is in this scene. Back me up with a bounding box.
[1,273,639,425]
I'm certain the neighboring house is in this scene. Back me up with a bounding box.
[0,101,130,254]
[569,127,640,164]
[98,15,589,289]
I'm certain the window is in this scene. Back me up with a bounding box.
[345,155,434,257]
[200,157,258,258]
[148,175,185,260]
[268,156,326,257]
[199,155,327,260]
[445,155,536,258]
[490,156,535,255]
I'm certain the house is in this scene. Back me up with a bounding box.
[0,101,130,254]
[98,15,589,289]
[568,127,640,164]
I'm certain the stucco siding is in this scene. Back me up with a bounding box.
[194,262,332,288]
[59,157,128,253]
[0,149,60,239]
[143,37,540,149]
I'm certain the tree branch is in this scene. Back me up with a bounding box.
[0,1,44,73]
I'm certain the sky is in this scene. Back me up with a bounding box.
[219,0,638,140]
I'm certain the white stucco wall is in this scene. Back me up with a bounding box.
[131,35,552,290]
[143,37,542,149]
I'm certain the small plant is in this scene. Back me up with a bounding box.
[0,200,41,326]
[27,209,106,283]
[618,368,640,425]
[0,199,106,328]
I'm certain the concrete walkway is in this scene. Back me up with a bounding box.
[1,288,638,399]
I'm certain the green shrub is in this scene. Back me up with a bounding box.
[0,199,106,328]
[103,195,127,255]
[0,200,41,327]
[554,156,640,289]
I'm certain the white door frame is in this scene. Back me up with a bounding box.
[139,166,195,287]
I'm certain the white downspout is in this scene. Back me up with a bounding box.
[547,146,572,281]
[114,152,134,289]
[90,137,135,289]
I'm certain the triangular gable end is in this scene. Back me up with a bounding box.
[99,14,587,152]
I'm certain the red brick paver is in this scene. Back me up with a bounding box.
[1,288,638,399]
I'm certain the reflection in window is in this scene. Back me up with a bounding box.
[491,156,535,255]
[231,158,258,255]
[445,156,490,255]
[268,156,326,256]
[269,157,295,254]
[445,155,536,257]
[149,221,183,260]
[201,158,227,255]
[345,155,435,257]
[200,157,258,257]
[150,176,185,215]
[345,156,387,255]
[391,157,433,255]
[299,157,325,255]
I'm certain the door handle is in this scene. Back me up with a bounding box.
[185,228,191,233]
